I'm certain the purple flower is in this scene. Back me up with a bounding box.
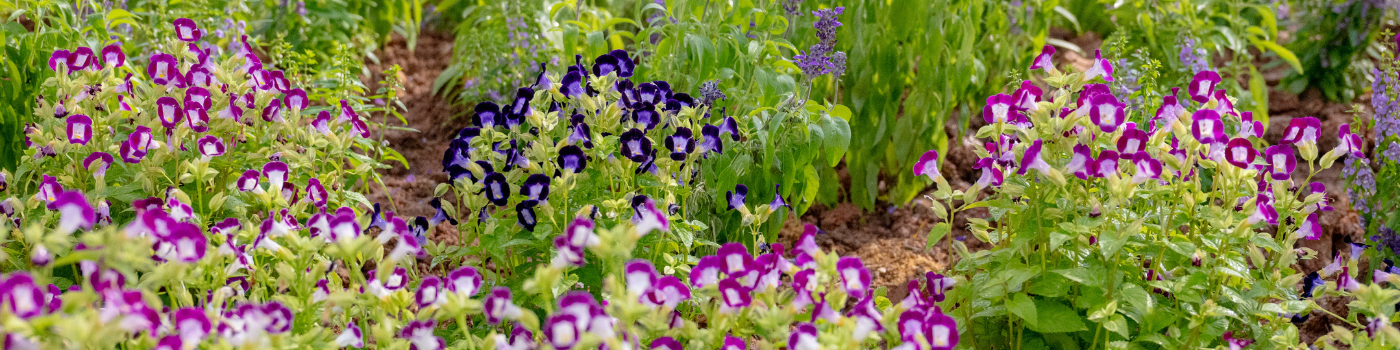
[1292,212,1322,240]
[837,256,872,300]
[664,127,695,160]
[147,53,180,86]
[174,307,212,344]
[625,259,660,296]
[913,150,941,181]
[1130,152,1163,184]
[1188,70,1220,104]
[1029,45,1055,73]
[483,172,510,206]
[48,49,69,72]
[631,195,669,236]
[1333,124,1364,158]
[717,276,752,312]
[285,88,308,111]
[484,287,523,324]
[306,178,328,208]
[1223,331,1253,350]
[1083,49,1114,82]
[1154,95,1186,130]
[262,161,289,195]
[1116,128,1148,154]
[788,323,820,350]
[651,337,682,350]
[196,135,225,158]
[1224,138,1257,169]
[568,120,593,148]
[1088,93,1126,132]
[261,98,283,122]
[156,97,183,129]
[446,266,483,297]
[173,18,202,42]
[516,200,540,231]
[1264,145,1295,180]
[793,51,830,79]
[474,102,501,128]
[29,244,51,267]
[718,243,754,275]
[66,46,94,71]
[982,93,1019,124]
[522,174,550,202]
[415,276,445,308]
[1246,194,1279,225]
[1011,81,1042,112]
[366,267,409,298]
[723,335,747,350]
[1190,110,1226,144]
[1065,144,1096,180]
[400,319,445,350]
[35,174,63,205]
[557,145,588,173]
[2,273,47,319]
[270,70,291,92]
[691,255,722,288]
[1016,139,1054,176]
[101,44,125,68]
[726,184,748,210]
[49,190,95,235]
[1279,117,1321,145]
[544,313,582,349]
[334,321,364,348]
[769,184,789,210]
[83,152,113,179]
[719,116,741,140]
[925,308,960,350]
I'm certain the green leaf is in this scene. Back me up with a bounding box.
[926,223,950,249]
[1250,38,1303,74]
[822,115,851,167]
[1053,268,1104,287]
[1028,299,1087,333]
[1008,293,1038,329]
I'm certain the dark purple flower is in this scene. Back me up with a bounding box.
[284,88,308,111]
[632,104,661,130]
[983,93,1019,124]
[48,49,69,72]
[664,127,695,161]
[516,200,540,231]
[156,97,183,129]
[483,172,510,206]
[1264,145,1296,180]
[66,46,94,71]
[620,128,652,162]
[1088,93,1126,132]
[415,276,445,308]
[474,102,501,128]
[102,44,126,68]
[631,195,669,235]
[172,18,202,42]
[83,152,113,178]
[726,185,748,211]
[1280,116,1321,145]
[147,53,180,86]
[66,114,93,145]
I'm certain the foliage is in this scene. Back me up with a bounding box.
[1349,31,1400,266]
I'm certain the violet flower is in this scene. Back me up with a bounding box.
[1263,145,1296,180]
[1088,93,1125,132]
[1245,194,1279,225]
[366,267,409,298]
[415,276,445,308]
[484,287,523,324]
[400,319,445,350]
[1117,128,1148,154]
[1188,70,1220,103]
[1224,138,1257,169]
[516,200,540,231]
[1191,110,1226,145]
[197,135,225,159]
[483,172,510,206]
[1,272,46,318]
[788,323,820,350]
[84,152,113,178]
[156,97,183,129]
[664,127,695,161]
[173,307,212,344]
[1279,117,1321,145]
[837,256,872,300]
[631,195,669,236]
[982,93,1019,124]
[334,321,364,348]
[66,46,94,71]
[49,190,95,235]
[1294,212,1322,240]
[1028,45,1055,73]
[1333,124,1365,157]
[926,308,960,350]
[717,276,752,313]
[446,266,483,297]
[148,53,180,86]
[173,18,202,42]
[1083,49,1114,82]
[1016,139,1054,176]
[726,184,748,211]
[66,114,93,145]
[913,150,941,182]
[262,161,289,195]
[48,49,69,72]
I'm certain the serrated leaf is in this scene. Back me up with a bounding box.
[1028,299,1087,333]
[1008,293,1038,328]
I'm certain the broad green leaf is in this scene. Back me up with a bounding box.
[1250,38,1303,74]
[1008,293,1038,329]
[822,115,850,167]
[1029,299,1086,333]
[926,222,950,249]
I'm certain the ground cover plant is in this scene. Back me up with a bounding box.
[3,0,1400,349]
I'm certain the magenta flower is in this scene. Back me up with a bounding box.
[49,190,95,235]
[717,276,752,313]
[982,93,1019,124]
[48,49,69,72]
[366,267,409,298]
[972,158,1004,187]
[446,266,483,297]
[34,174,62,204]
[415,276,445,308]
[625,259,659,296]
[544,313,582,349]
[1065,144,1095,180]
[690,255,722,288]
[1264,145,1296,180]
[1011,81,1042,112]
[926,308,961,350]
[1279,116,1321,145]
[1088,93,1125,132]
[185,87,212,111]
[1016,139,1054,176]
[186,105,211,132]
[1223,331,1253,350]
[1092,150,1120,178]
[1130,152,1163,184]
[236,170,261,192]
[0,272,45,318]
[1333,123,1365,157]
[1188,71,1220,103]
[631,195,669,236]
[262,161,289,195]
[99,44,127,69]
[1294,212,1322,240]
[66,46,94,71]
[723,335,748,350]
[718,243,754,274]
[261,98,283,122]
[306,178,328,208]
[484,287,523,324]
[1029,45,1055,73]
[1238,112,1264,138]
[1188,110,1225,145]
[147,53,180,85]
[837,256,872,300]
[1116,128,1148,154]
[1083,49,1114,82]
[187,67,214,87]
[334,321,364,348]
[788,323,820,350]
[83,152,112,179]
[1224,138,1257,169]
[172,18,202,41]
[1153,95,1186,129]
[1245,194,1279,225]
[173,307,212,344]
[156,97,183,129]
[197,135,225,158]
[913,149,941,182]
[270,70,291,92]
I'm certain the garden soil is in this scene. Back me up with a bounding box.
[372,29,1367,343]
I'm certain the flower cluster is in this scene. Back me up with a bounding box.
[793,7,847,80]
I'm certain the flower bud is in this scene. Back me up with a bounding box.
[1089,203,1102,218]
[30,244,52,267]
[1191,251,1203,267]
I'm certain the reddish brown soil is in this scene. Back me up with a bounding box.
[373,28,1375,344]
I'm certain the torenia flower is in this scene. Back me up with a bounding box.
[484,287,523,324]
[84,152,113,178]
[414,276,445,308]
[1016,139,1055,177]
[197,135,225,159]
[849,296,885,341]
[1223,331,1253,350]
[973,158,1005,187]
[1279,117,1321,145]
[446,266,483,297]
[1088,93,1125,132]
[1188,71,1220,103]
[174,307,213,344]
[366,267,409,298]
[1237,112,1264,138]
[49,190,95,235]
[1082,49,1114,82]
[66,114,93,145]
[334,321,364,348]
[0,272,45,319]
[717,276,752,313]
[913,150,942,182]
[631,195,669,236]
[1294,212,1322,240]
[1245,194,1278,225]
[173,18,202,42]
[262,161,289,195]
[726,185,748,211]
[1263,145,1296,180]
[1116,128,1149,154]
[926,308,961,350]
[483,172,510,206]
[148,53,180,86]
[1130,152,1163,184]
[1029,45,1055,74]
[1012,81,1042,112]
[982,94,1019,124]
[838,256,873,300]
[400,320,445,350]
[1224,138,1257,169]
[1191,110,1226,144]
[1331,124,1365,158]
[788,323,820,350]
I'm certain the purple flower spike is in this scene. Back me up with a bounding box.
[197,135,225,158]
[48,49,69,72]
[631,195,669,236]
[66,114,93,145]
[982,93,1019,124]
[49,190,95,235]
[484,287,523,324]
[913,150,941,182]
[447,266,483,297]
[691,255,722,288]
[1116,128,1148,154]
[1084,49,1115,82]
[82,153,112,180]
[1188,71,1221,103]
[1334,124,1364,157]
[1,272,45,318]
[837,256,872,300]
[1246,194,1279,225]
[926,308,961,350]
[173,18,202,41]
[1016,139,1053,176]
[664,127,695,161]
[334,321,364,348]
[102,44,125,68]
[1089,94,1126,132]
[1130,152,1163,184]
[717,276,752,313]
[1280,116,1321,145]
[66,46,94,71]
[1264,145,1296,180]
[1215,139,1256,171]
[726,185,748,210]
[483,172,510,206]
[788,323,820,350]
[1029,45,1055,73]
[718,243,754,274]
[147,53,179,85]
[1191,110,1226,144]
[415,276,445,308]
